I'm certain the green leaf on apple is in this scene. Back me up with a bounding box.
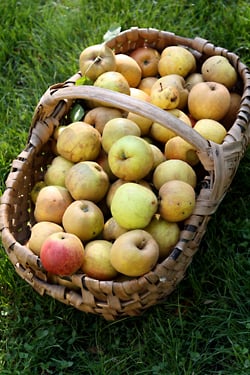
[69,103,85,122]
[75,76,93,86]
[103,24,121,43]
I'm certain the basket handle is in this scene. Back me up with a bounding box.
[37,84,210,152]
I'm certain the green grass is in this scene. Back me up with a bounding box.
[0,0,250,374]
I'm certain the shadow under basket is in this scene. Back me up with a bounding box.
[1,27,250,321]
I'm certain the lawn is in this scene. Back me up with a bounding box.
[0,0,250,374]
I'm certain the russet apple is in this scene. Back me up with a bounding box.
[159,180,196,222]
[153,159,197,190]
[101,117,141,153]
[44,156,74,187]
[79,43,116,81]
[115,53,142,87]
[81,239,118,280]
[201,55,237,89]
[83,106,124,134]
[164,136,199,166]
[129,47,160,77]
[108,135,154,181]
[110,182,158,229]
[188,81,231,121]
[110,229,159,277]
[34,185,73,224]
[28,221,64,256]
[158,46,196,77]
[193,119,227,144]
[40,231,84,276]
[57,121,101,163]
[144,214,180,260]
[102,217,128,241]
[65,161,109,202]
[62,200,104,241]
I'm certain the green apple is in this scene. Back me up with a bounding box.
[110,182,158,229]
[65,161,110,202]
[201,55,237,89]
[110,229,159,277]
[108,135,154,181]
[62,200,104,241]
[44,156,74,187]
[81,239,118,280]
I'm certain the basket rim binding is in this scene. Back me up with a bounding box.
[0,27,250,320]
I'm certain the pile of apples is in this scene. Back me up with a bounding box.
[27,41,240,281]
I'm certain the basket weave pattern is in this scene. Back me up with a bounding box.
[1,28,250,320]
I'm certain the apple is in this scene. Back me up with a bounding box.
[40,232,84,276]
[108,135,154,181]
[151,74,189,109]
[164,136,200,166]
[95,148,117,181]
[101,117,141,153]
[44,156,74,187]
[201,55,237,89]
[110,182,158,229]
[221,92,241,129]
[81,240,118,280]
[28,221,64,256]
[153,159,197,190]
[65,161,109,202]
[159,180,196,222]
[158,45,196,77]
[188,81,231,121]
[115,53,142,87]
[94,71,130,95]
[144,214,180,260]
[56,121,101,163]
[30,180,47,204]
[150,85,180,110]
[83,106,124,134]
[79,43,116,81]
[138,76,158,95]
[150,144,166,169]
[127,88,153,135]
[185,72,204,91]
[149,108,192,143]
[34,185,73,224]
[129,47,160,77]
[62,200,104,241]
[110,229,159,277]
[102,217,128,241]
[193,119,227,144]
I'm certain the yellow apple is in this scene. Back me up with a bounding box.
[30,180,47,204]
[79,43,116,81]
[138,76,158,95]
[201,55,238,89]
[28,221,64,256]
[164,136,199,166]
[159,46,196,77]
[102,217,128,241]
[83,106,124,134]
[110,229,159,277]
[81,240,118,280]
[115,53,142,87]
[150,85,180,110]
[144,214,180,260]
[153,159,197,190]
[188,81,231,121]
[127,88,153,135]
[110,182,158,229]
[44,156,74,187]
[193,119,227,144]
[57,121,101,163]
[101,117,141,153]
[65,161,109,202]
[129,47,160,77]
[34,185,73,224]
[108,135,154,181]
[62,200,104,241]
[40,231,84,276]
[150,144,166,169]
[94,71,130,95]
[159,180,196,222]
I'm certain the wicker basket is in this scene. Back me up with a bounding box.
[1,27,250,321]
